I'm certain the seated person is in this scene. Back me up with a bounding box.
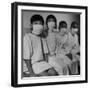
[45,15,63,75]
[69,21,80,75]
[23,14,58,77]
[55,21,72,75]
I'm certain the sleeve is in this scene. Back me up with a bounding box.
[23,35,33,60]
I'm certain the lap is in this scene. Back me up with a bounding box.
[32,61,52,74]
[38,67,58,76]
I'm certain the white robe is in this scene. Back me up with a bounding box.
[46,32,66,75]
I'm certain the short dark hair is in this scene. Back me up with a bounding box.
[46,15,57,28]
[30,14,44,25]
[70,21,78,29]
[58,21,67,29]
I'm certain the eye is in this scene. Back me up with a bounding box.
[33,21,42,25]
[34,22,38,24]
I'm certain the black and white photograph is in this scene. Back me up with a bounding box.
[11,2,88,87]
[22,10,80,77]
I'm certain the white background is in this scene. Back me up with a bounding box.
[0,0,89,89]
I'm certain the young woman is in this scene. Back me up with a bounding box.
[45,15,64,75]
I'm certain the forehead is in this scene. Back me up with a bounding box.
[33,20,42,24]
[48,18,55,21]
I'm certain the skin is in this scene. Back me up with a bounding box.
[32,20,43,25]
[71,28,78,36]
[47,18,56,33]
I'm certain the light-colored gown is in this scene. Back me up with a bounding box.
[46,31,64,75]
[55,33,72,73]
[23,33,52,75]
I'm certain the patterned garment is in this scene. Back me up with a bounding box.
[46,31,70,75]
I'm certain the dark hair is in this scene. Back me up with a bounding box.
[30,14,44,25]
[58,21,67,30]
[70,21,78,29]
[46,15,57,29]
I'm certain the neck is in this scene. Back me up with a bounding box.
[48,28,53,33]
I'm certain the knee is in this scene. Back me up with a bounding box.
[48,68,58,76]
[38,71,49,76]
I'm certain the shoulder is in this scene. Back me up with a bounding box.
[23,33,33,41]
[52,31,59,37]
[68,32,73,39]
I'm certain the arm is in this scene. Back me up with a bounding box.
[71,35,80,55]
[23,35,36,76]
[71,41,80,55]
[24,59,36,76]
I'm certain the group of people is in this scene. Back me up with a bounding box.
[23,14,80,77]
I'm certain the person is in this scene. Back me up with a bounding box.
[45,15,64,75]
[55,21,72,75]
[46,15,57,56]
[69,21,80,75]
[23,14,58,77]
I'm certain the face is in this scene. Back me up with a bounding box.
[32,21,43,35]
[47,18,55,30]
[60,28,67,35]
[71,28,78,34]
[33,20,43,25]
